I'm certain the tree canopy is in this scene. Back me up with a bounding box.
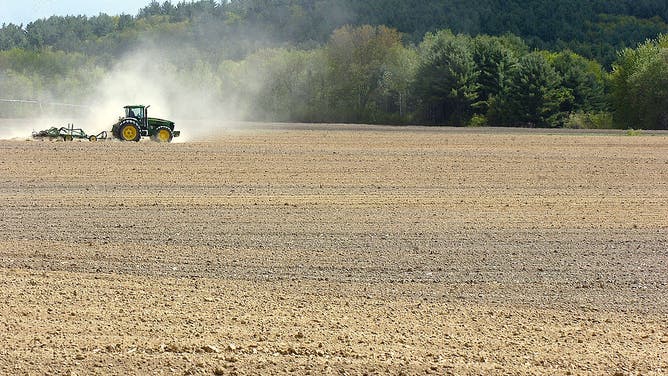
[1,1,667,129]
[610,34,668,129]
[2,0,668,66]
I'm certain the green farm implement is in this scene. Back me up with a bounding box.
[32,124,108,142]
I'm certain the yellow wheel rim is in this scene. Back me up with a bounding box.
[122,126,137,141]
[157,129,171,142]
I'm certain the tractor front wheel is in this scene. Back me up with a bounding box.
[119,123,141,142]
[152,126,174,143]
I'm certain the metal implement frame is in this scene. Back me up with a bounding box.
[32,124,108,142]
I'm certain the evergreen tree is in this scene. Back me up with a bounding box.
[471,35,517,115]
[414,30,478,125]
[0,24,28,50]
[548,51,608,114]
[489,52,569,127]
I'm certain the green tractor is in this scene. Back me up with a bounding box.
[111,105,180,142]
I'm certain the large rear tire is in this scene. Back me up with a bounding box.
[119,122,141,142]
[152,126,173,143]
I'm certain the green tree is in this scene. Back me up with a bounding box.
[324,25,407,122]
[470,35,517,115]
[414,30,478,125]
[0,24,28,50]
[548,51,608,114]
[489,52,569,127]
[374,45,419,122]
[610,34,668,129]
[240,48,321,121]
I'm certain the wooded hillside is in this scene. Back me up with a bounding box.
[1,0,667,128]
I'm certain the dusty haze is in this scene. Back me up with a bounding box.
[0,37,282,141]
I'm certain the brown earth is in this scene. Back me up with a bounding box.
[0,124,666,375]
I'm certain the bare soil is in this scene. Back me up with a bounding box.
[0,123,667,375]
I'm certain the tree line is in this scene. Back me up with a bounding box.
[1,0,667,129]
[2,0,667,66]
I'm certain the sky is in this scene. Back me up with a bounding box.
[0,0,150,26]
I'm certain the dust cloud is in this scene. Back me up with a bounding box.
[1,42,272,141]
[82,43,252,142]
[0,119,45,140]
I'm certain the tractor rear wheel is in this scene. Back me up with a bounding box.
[63,135,73,141]
[152,126,173,143]
[119,122,141,142]
[89,135,97,142]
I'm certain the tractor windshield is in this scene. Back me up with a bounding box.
[125,107,144,119]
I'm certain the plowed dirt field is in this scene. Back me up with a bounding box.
[1,124,667,375]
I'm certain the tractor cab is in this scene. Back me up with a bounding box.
[125,105,147,125]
